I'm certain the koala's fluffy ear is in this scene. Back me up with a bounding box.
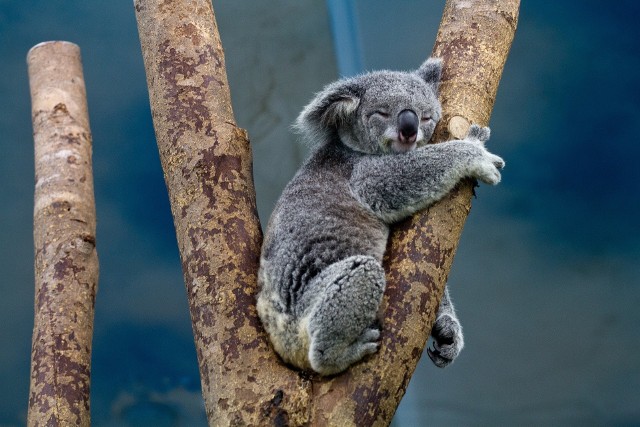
[294,78,363,143]
[416,58,443,90]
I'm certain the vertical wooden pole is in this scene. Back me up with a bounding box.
[27,41,98,427]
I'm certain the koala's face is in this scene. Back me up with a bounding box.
[345,72,441,154]
[295,58,443,155]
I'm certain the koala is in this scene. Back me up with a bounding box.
[256,58,504,376]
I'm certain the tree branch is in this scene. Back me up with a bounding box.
[27,41,99,427]
[134,2,309,425]
[134,0,519,425]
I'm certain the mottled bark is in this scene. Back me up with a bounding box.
[134,0,518,425]
[27,41,98,427]
[134,1,310,425]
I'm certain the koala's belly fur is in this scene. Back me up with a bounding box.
[257,147,389,371]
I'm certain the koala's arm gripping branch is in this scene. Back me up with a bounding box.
[350,143,482,223]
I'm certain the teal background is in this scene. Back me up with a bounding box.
[1,1,639,425]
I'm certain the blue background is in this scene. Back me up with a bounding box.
[1,1,639,425]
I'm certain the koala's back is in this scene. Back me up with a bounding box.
[257,143,388,367]
[260,143,388,312]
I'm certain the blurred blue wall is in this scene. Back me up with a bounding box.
[0,1,638,425]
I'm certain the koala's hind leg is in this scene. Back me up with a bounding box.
[428,286,464,368]
[306,255,385,375]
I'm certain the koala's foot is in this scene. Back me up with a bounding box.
[428,313,464,368]
[309,328,381,376]
[307,255,385,376]
[313,327,381,377]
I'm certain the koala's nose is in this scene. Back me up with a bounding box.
[397,109,419,144]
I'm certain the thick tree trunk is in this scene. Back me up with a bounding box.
[135,0,519,425]
[134,2,310,425]
[27,41,98,427]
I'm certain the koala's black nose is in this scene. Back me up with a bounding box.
[398,109,419,144]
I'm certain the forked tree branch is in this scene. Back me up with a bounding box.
[135,0,519,425]
[27,41,99,427]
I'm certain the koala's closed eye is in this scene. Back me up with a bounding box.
[369,110,390,119]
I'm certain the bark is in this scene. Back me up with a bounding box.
[134,2,310,425]
[134,0,518,425]
[27,41,98,427]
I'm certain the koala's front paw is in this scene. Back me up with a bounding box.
[428,314,464,368]
[465,124,490,144]
[472,149,505,185]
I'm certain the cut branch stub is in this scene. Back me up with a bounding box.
[27,41,98,427]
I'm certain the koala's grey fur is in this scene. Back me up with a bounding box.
[257,58,504,376]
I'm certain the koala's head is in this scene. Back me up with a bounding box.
[295,58,442,154]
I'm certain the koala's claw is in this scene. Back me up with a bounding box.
[487,152,505,170]
[427,343,442,366]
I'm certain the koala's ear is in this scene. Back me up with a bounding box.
[294,78,363,143]
[416,57,443,89]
